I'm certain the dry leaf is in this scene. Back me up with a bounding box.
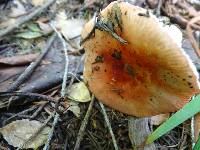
[0,19,16,29]
[36,21,52,34]
[0,53,39,66]
[56,18,85,39]
[32,0,45,6]
[68,101,80,117]
[67,82,91,102]
[9,0,27,18]
[0,119,50,149]
[55,12,85,49]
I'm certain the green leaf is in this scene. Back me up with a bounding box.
[194,136,200,150]
[146,94,200,144]
[16,31,43,39]
[27,23,42,32]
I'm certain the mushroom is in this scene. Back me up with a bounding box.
[81,1,200,117]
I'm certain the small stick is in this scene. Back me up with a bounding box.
[30,102,48,119]
[156,0,163,17]
[0,91,55,109]
[191,116,195,148]
[74,95,95,150]
[43,24,69,150]
[0,92,56,103]
[6,33,57,92]
[43,113,59,150]
[68,55,84,88]
[51,25,69,97]
[99,102,119,150]
[0,0,56,39]
[4,105,38,125]
[186,16,200,58]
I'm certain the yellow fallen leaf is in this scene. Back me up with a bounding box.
[67,82,91,102]
[32,0,45,6]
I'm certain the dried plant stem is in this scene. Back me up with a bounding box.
[99,101,119,150]
[156,0,162,17]
[6,33,56,92]
[191,116,195,148]
[0,0,56,39]
[74,95,95,150]
[43,24,70,150]
[186,16,200,58]
[51,24,69,97]
[0,92,56,103]
[4,105,37,125]
[43,112,59,150]
[30,102,48,119]
[191,116,195,149]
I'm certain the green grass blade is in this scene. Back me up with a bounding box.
[194,136,200,150]
[146,94,200,144]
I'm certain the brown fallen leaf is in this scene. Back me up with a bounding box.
[0,53,39,66]
[0,66,25,107]
[31,0,45,6]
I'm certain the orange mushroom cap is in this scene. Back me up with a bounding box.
[81,1,200,117]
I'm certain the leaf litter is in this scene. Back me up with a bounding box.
[0,119,50,149]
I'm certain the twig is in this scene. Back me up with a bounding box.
[179,123,188,149]
[0,92,56,103]
[0,0,56,39]
[43,112,59,150]
[0,92,55,110]
[43,24,70,150]
[156,0,162,17]
[50,25,69,97]
[191,116,195,148]
[6,33,57,92]
[74,94,95,150]
[62,54,83,115]
[68,55,84,88]
[30,102,48,119]
[99,102,119,150]
[162,2,200,30]
[186,16,200,58]
[4,105,38,125]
